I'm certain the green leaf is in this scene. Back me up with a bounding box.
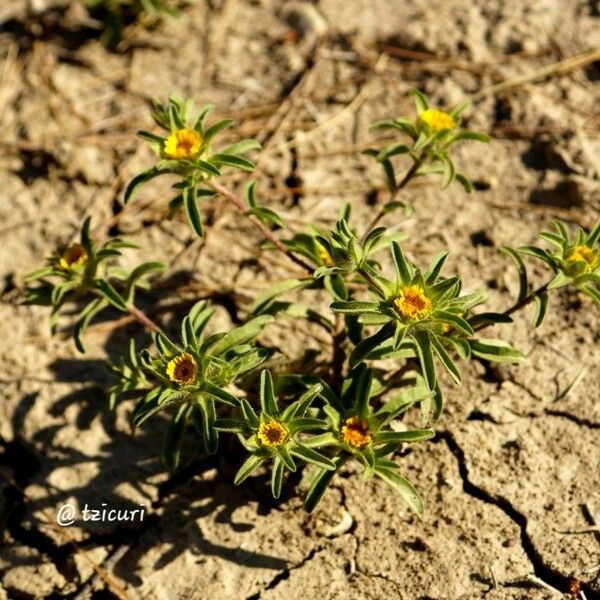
[80,216,92,252]
[183,183,203,237]
[195,396,218,454]
[373,429,435,444]
[581,284,600,308]
[391,242,412,285]
[260,370,278,416]
[125,262,164,300]
[354,366,373,419]
[234,454,265,485]
[377,142,410,161]
[330,301,382,315]
[381,158,396,192]
[455,172,473,193]
[413,330,436,390]
[213,418,246,433]
[350,323,395,366]
[585,218,600,246]
[207,315,272,356]
[304,455,347,513]
[194,160,221,176]
[201,381,240,407]
[433,311,474,337]
[271,457,284,498]
[470,338,523,363]
[73,298,107,353]
[290,442,336,470]
[429,334,461,384]
[154,332,180,356]
[246,206,285,227]
[210,153,255,172]
[422,253,447,286]
[249,278,310,315]
[193,103,213,130]
[533,292,548,327]
[277,445,296,472]
[375,386,433,423]
[124,167,167,204]
[203,118,235,143]
[451,130,490,143]
[547,271,571,290]
[501,246,528,303]
[162,404,190,470]
[440,155,455,189]
[409,89,429,114]
[374,466,423,517]
[95,280,128,312]
[222,139,261,156]
[181,316,197,351]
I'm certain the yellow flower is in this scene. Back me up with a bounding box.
[59,244,88,270]
[418,108,456,133]
[394,285,432,320]
[163,128,203,160]
[316,243,334,267]
[257,419,288,447]
[566,245,597,273]
[340,416,371,449]
[166,352,198,385]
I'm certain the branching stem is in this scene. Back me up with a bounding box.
[474,281,551,333]
[207,180,314,273]
[364,154,424,235]
[126,303,163,333]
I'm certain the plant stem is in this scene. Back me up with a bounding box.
[127,303,163,333]
[363,155,424,235]
[474,281,550,333]
[207,180,314,273]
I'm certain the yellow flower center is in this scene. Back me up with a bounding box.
[394,285,432,320]
[566,245,597,273]
[257,420,288,447]
[166,352,198,385]
[59,244,88,270]
[163,128,203,160]
[316,243,334,267]
[418,108,456,133]
[340,416,371,449]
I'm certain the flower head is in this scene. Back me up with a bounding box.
[316,243,334,267]
[257,419,288,447]
[418,108,456,133]
[394,285,432,320]
[164,128,203,160]
[565,245,598,274]
[59,244,88,270]
[340,416,371,449]
[166,352,198,385]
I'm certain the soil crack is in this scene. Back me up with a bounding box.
[436,430,596,596]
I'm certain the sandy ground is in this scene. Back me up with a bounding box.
[1,0,599,598]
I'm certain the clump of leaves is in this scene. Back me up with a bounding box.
[24,90,600,517]
[84,0,181,49]
[366,90,489,208]
[25,218,163,351]
[125,97,261,237]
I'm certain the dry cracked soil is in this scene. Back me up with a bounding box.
[0,0,599,599]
